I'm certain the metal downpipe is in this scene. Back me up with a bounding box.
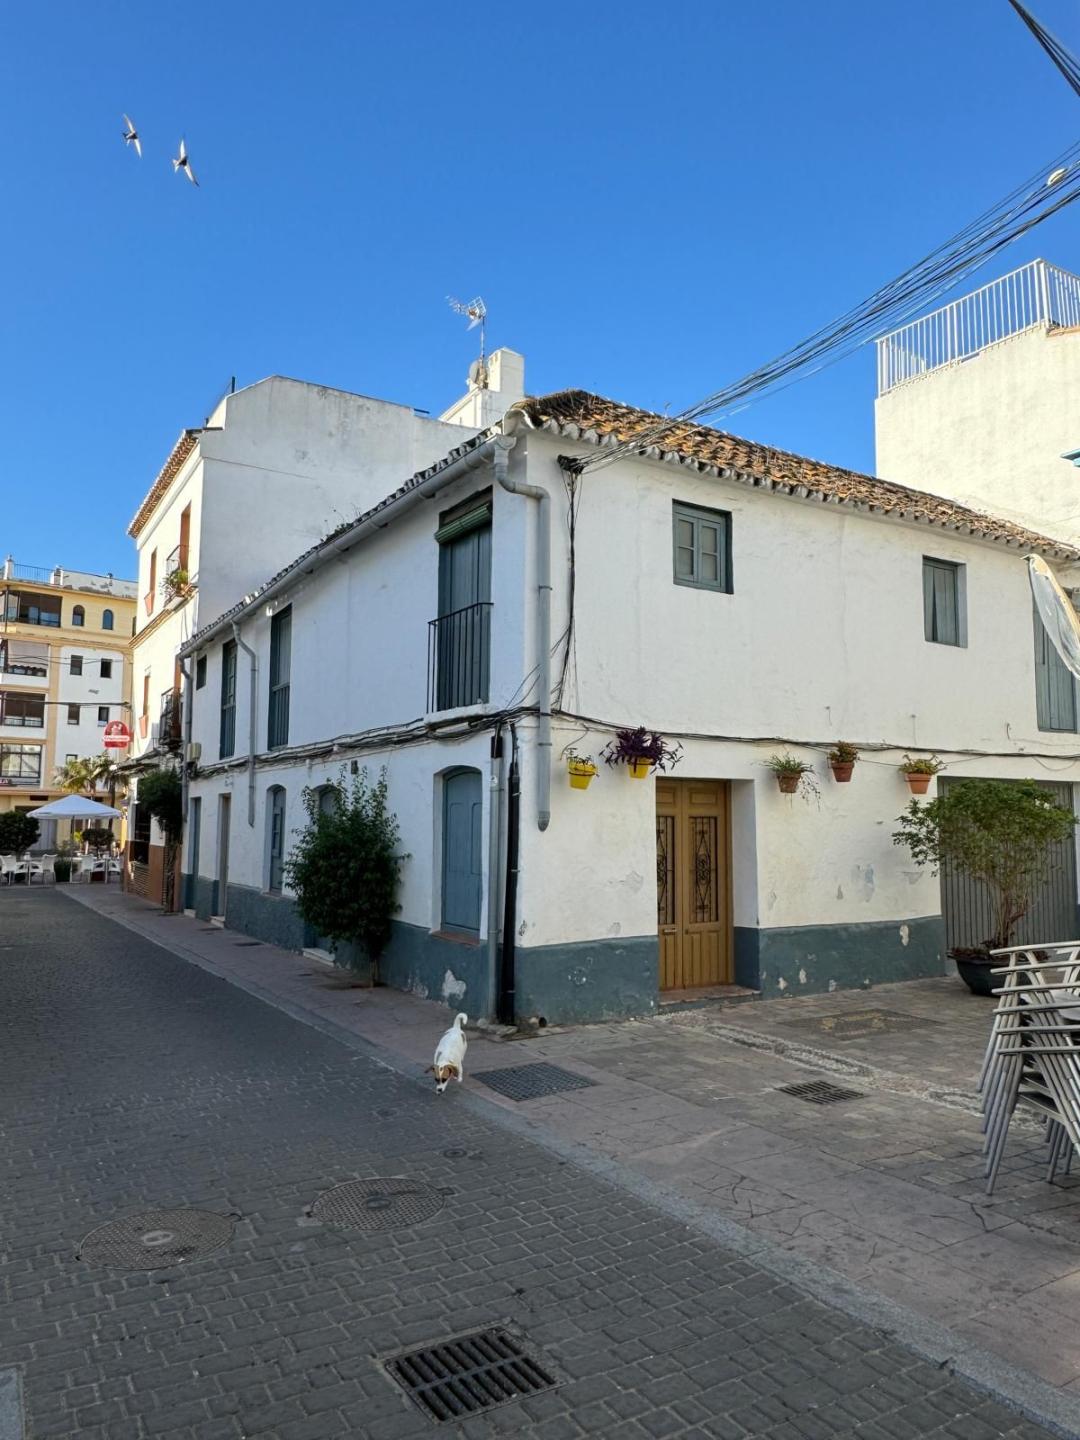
[486,723,505,1019]
[493,435,551,831]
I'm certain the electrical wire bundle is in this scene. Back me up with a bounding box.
[1008,0,1080,100]
[577,139,1080,474]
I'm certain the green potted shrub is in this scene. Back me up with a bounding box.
[899,753,944,795]
[828,742,859,783]
[54,857,73,883]
[767,753,813,795]
[0,811,40,856]
[894,779,1077,995]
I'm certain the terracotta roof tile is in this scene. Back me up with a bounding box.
[520,390,1080,561]
[128,429,201,538]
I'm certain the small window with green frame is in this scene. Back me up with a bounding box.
[673,501,732,593]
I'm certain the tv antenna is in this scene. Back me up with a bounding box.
[447,296,488,386]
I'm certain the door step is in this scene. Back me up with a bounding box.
[660,984,760,1013]
[208,916,226,929]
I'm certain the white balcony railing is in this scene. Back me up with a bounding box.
[876,259,1080,396]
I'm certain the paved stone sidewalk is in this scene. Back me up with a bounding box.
[53,883,1080,1431]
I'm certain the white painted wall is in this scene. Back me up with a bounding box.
[876,326,1080,546]
[57,644,127,761]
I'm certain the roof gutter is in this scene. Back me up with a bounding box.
[180,434,503,659]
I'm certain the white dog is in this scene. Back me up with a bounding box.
[429,1013,468,1094]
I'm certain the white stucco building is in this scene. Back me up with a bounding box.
[123,369,524,902]
[174,337,1080,1025]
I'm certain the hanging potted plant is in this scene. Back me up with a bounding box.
[601,727,682,780]
[566,750,598,791]
[828,741,859,783]
[899,754,944,795]
[160,568,191,601]
[766,753,814,795]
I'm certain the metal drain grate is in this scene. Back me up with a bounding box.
[475,1063,596,1102]
[780,1008,938,1040]
[233,940,262,947]
[386,1327,556,1422]
[779,1080,865,1105]
[310,1178,444,1232]
[77,1208,234,1269]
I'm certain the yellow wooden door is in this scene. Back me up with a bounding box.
[655,779,732,990]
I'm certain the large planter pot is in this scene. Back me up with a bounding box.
[950,948,997,997]
[830,762,854,783]
[904,772,932,795]
[776,773,800,795]
[628,758,652,780]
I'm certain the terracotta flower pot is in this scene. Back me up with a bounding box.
[904,772,932,795]
[776,772,800,794]
[829,762,854,783]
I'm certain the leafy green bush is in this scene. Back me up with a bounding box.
[285,769,408,968]
[81,826,114,854]
[894,779,1077,952]
[54,858,73,883]
[0,812,40,854]
[136,767,183,842]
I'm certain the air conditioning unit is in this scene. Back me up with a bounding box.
[186,741,202,762]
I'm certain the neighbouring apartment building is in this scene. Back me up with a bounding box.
[0,558,135,848]
[169,298,1080,1026]
[122,369,513,903]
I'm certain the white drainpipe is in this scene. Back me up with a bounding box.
[492,434,551,831]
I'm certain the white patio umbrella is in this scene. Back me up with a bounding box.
[25,795,121,820]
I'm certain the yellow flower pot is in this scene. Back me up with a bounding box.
[628,758,652,780]
[568,763,597,790]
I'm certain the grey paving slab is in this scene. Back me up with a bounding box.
[0,1370,24,1440]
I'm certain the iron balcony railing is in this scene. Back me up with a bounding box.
[158,689,182,751]
[427,601,492,712]
[876,259,1080,395]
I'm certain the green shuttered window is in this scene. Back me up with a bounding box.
[1034,603,1078,732]
[672,502,732,593]
[922,558,966,646]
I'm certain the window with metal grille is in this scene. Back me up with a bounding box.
[97,706,109,724]
[220,640,237,759]
[673,502,732,593]
[1034,602,1078,731]
[922,557,966,646]
[100,660,113,679]
[129,801,151,865]
[268,608,291,750]
[67,704,80,725]
[266,786,286,893]
[70,654,83,676]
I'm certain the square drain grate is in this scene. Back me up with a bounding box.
[779,1080,865,1105]
[386,1327,556,1422]
[475,1062,596,1101]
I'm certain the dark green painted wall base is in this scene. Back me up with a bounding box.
[734,914,947,997]
[181,873,217,921]
[379,922,492,1016]
[514,936,659,1025]
[225,883,308,953]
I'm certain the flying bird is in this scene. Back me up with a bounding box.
[172,138,199,187]
[121,115,141,158]
[428,1013,467,1094]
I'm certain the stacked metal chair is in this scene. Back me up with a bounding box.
[979,941,1080,1194]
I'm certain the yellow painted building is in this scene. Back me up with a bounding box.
[0,558,137,848]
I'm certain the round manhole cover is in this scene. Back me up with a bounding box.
[77,1208,234,1270]
[310,1178,445,1233]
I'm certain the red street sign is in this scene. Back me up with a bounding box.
[103,720,132,750]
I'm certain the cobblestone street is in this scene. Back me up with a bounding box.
[0,889,1069,1440]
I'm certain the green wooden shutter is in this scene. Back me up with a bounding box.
[1034,603,1078,731]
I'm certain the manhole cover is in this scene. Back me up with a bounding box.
[77,1208,234,1269]
[474,1063,596,1102]
[386,1327,556,1422]
[779,1080,865,1106]
[443,1147,468,1159]
[780,1008,938,1040]
[310,1178,444,1232]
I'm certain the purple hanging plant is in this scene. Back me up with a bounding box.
[600,727,683,773]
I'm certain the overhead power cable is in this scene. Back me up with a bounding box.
[575,140,1080,474]
[1008,0,1080,100]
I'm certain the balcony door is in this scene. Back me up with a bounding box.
[435,502,491,710]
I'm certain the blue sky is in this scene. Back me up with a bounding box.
[1,1,1078,579]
